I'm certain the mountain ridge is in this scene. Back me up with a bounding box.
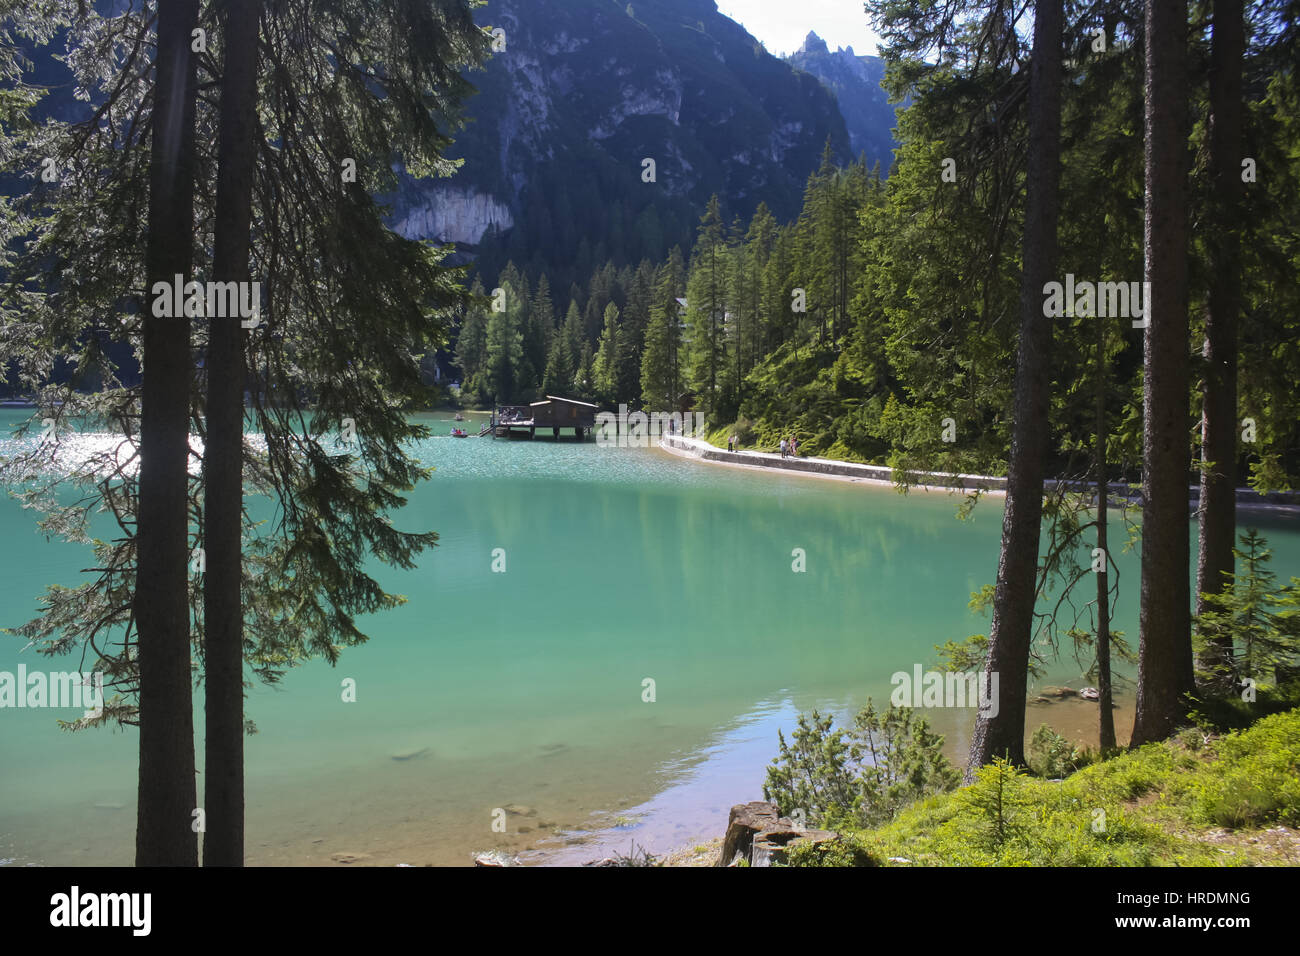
[393,0,856,286]
[784,30,900,174]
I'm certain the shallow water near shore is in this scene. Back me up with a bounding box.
[3,409,1299,866]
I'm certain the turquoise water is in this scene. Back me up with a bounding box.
[2,408,1299,865]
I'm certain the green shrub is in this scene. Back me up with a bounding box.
[763,701,960,830]
[1195,709,1300,827]
[1027,724,1086,778]
[1174,726,1207,752]
[781,834,882,868]
[733,417,756,446]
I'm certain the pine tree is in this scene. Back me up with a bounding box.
[737,202,776,375]
[1133,0,1195,745]
[136,0,202,868]
[455,279,491,402]
[498,263,536,396]
[969,0,1064,773]
[203,0,262,867]
[543,332,574,396]
[485,287,525,403]
[531,273,556,367]
[0,0,491,869]
[593,302,622,402]
[562,300,585,391]
[1196,0,1246,674]
[800,140,859,349]
[760,227,796,355]
[641,305,675,410]
[664,246,687,403]
[685,196,729,413]
[576,341,595,398]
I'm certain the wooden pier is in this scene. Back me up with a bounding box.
[484,395,599,439]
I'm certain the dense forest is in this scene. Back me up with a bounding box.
[457,1,1299,496]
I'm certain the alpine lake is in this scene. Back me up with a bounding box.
[3,408,1298,866]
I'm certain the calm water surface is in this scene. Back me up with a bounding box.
[2,409,1298,865]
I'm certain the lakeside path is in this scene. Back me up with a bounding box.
[658,433,1006,495]
[657,434,1300,515]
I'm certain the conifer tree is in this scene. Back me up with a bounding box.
[455,279,491,402]
[0,0,491,867]
[1196,0,1245,670]
[1133,0,1195,745]
[136,0,202,868]
[203,0,262,867]
[486,291,524,403]
[969,0,1064,773]
[593,302,622,402]
[685,196,729,413]
[531,273,556,383]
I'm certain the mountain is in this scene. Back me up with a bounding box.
[389,0,852,286]
[784,31,900,174]
[8,3,867,292]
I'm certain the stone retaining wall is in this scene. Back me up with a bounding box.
[658,434,1300,510]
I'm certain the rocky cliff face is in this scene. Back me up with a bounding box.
[391,187,514,246]
[393,0,852,283]
[786,31,900,173]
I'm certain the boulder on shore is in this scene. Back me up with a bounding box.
[716,801,838,867]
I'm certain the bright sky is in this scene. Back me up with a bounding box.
[714,0,883,58]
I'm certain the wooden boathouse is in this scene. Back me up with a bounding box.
[481,395,600,439]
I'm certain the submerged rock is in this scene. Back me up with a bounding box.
[330,851,371,864]
[389,746,430,761]
[1040,686,1078,699]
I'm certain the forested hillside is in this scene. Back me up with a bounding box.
[456,1,1300,497]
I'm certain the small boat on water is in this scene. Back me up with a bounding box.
[454,413,464,421]
[451,427,468,437]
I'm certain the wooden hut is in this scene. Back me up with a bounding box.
[488,395,600,439]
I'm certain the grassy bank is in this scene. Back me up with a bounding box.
[785,708,1300,867]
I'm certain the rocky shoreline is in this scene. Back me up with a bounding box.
[566,802,846,868]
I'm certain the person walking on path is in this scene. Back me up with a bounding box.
[779,437,787,458]
[788,435,797,458]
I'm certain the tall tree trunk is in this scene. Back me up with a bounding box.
[203,0,261,867]
[967,0,1062,775]
[1195,0,1244,678]
[1096,314,1116,754]
[136,0,201,867]
[1132,0,1194,746]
